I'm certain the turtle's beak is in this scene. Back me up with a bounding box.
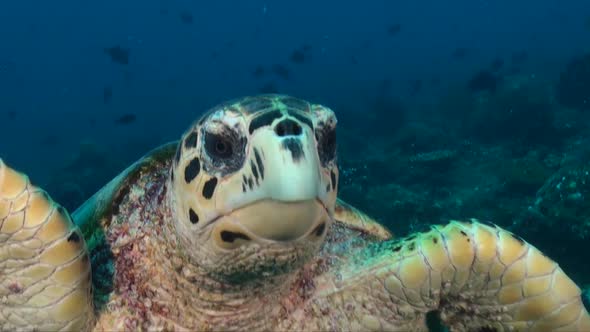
[211,119,334,249]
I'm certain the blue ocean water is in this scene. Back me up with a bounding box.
[1,0,590,289]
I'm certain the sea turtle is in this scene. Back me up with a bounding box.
[1,94,589,331]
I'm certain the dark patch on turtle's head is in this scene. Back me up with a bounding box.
[281,138,304,162]
[249,109,282,134]
[314,119,337,167]
[183,131,199,149]
[168,95,340,284]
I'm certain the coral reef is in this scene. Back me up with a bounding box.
[529,163,590,239]
[496,157,553,195]
[408,149,457,168]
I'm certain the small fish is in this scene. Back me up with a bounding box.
[103,86,113,104]
[180,10,193,24]
[0,59,15,73]
[41,135,60,146]
[508,67,521,75]
[511,51,528,65]
[387,23,402,36]
[271,64,290,80]
[430,75,441,87]
[104,46,129,65]
[409,79,422,95]
[259,82,278,94]
[289,44,312,65]
[490,57,504,71]
[452,47,469,59]
[115,114,137,125]
[123,70,134,82]
[289,50,306,64]
[361,40,372,48]
[252,65,265,78]
[379,78,393,92]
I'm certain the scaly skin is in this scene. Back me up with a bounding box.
[0,160,93,331]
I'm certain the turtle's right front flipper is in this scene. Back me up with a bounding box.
[0,160,94,331]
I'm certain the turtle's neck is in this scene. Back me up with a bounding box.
[149,187,294,330]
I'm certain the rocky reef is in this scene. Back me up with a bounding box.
[338,70,590,284]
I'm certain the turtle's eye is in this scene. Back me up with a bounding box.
[200,124,247,176]
[316,126,337,165]
[205,132,234,159]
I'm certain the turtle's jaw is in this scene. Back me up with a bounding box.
[211,199,330,250]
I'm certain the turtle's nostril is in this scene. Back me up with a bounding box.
[275,119,302,137]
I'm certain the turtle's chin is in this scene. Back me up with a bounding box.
[211,199,330,250]
[199,199,330,284]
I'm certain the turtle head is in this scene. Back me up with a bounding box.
[168,95,338,282]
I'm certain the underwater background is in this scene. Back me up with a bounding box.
[1,0,590,290]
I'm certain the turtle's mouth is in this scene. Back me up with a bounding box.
[210,199,330,249]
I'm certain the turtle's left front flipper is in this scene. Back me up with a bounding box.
[331,219,590,331]
[0,160,94,331]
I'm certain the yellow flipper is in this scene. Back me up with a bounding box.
[424,220,590,331]
[328,220,590,331]
[0,160,93,331]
